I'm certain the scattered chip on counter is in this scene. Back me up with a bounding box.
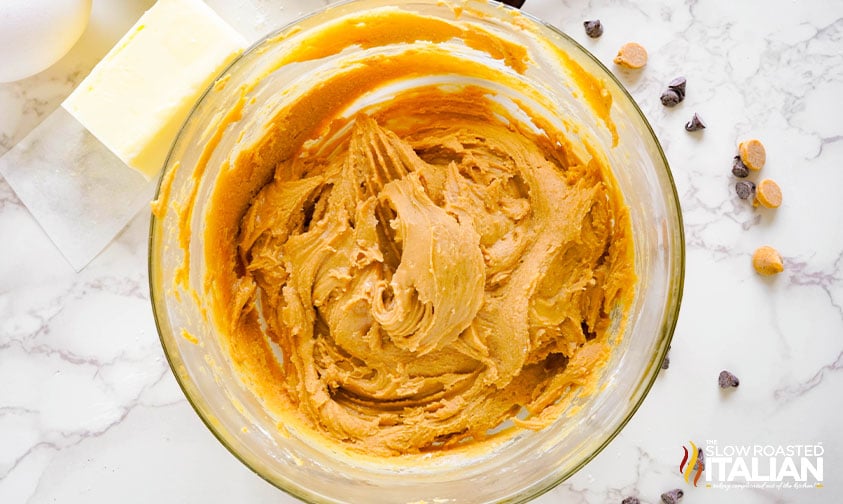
[735,180,756,200]
[739,138,766,171]
[583,19,603,38]
[718,370,740,388]
[752,246,784,276]
[660,76,687,107]
[668,76,687,98]
[660,89,682,107]
[660,488,684,504]
[685,112,706,131]
[731,155,750,178]
[614,42,648,69]
[661,345,672,370]
[498,0,526,7]
[755,178,782,208]
[622,497,641,504]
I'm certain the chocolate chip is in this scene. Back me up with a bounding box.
[739,139,766,171]
[661,489,684,504]
[668,76,687,98]
[660,89,682,107]
[719,370,740,388]
[660,76,687,107]
[584,19,603,38]
[735,180,756,200]
[685,113,706,131]
[622,498,641,504]
[661,346,672,370]
[732,156,750,178]
[498,0,525,7]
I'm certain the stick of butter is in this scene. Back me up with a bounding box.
[63,0,247,179]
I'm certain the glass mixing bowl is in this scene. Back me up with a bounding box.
[149,1,684,502]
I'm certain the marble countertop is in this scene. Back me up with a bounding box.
[1,0,841,503]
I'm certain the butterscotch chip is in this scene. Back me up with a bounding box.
[752,246,784,276]
[755,178,782,208]
[739,139,766,171]
[614,42,648,69]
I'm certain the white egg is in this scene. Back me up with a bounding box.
[0,0,92,83]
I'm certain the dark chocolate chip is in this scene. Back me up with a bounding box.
[661,346,671,370]
[732,156,750,178]
[622,498,641,504]
[584,19,603,38]
[668,76,687,98]
[719,370,740,388]
[735,180,756,200]
[498,0,525,7]
[685,113,706,131]
[660,89,682,107]
[661,488,684,504]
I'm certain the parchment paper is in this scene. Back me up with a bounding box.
[0,0,317,271]
[0,108,157,270]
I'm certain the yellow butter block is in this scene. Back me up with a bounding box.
[63,0,247,179]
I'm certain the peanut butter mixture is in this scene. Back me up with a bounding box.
[194,5,635,457]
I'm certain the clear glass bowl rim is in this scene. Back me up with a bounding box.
[147,1,686,502]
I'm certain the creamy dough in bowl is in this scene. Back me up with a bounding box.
[173,4,636,457]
